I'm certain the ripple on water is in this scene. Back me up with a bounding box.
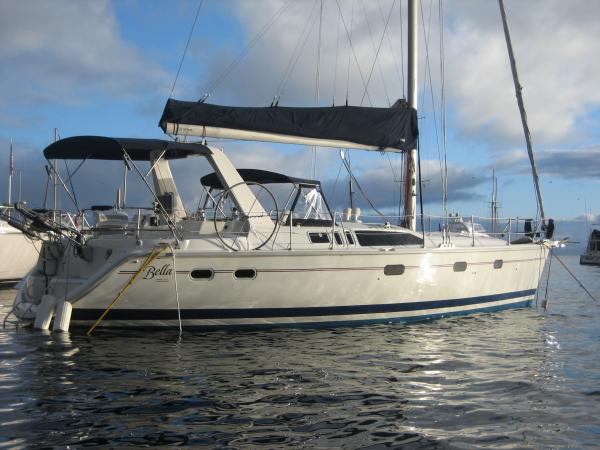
[1,256,600,448]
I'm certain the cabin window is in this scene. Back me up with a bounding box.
[345,231,355,245]
[308,232,330,244]
[190,269,214,280]
[334,232,343,245]
[355,231,423,246]
[234,269,257,279]
[493,259,503,269]
[453,261,468,272]
[384,264,405,276]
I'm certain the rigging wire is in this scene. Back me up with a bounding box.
[202,0,294,98]
[359,0,395,106]
[313,0,324,179]
[275,0,320,101]
[420,0,445,214]
[344,0,356,105]
[315,0,324,107]
[332,7,342,105]
[438,0,449,221]
[399,0,405,99]
[169,0,205,98]
[376,0,404,92]
[340,151,387,219]
[335,0,372,106]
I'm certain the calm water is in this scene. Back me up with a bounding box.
[1,254,599,449]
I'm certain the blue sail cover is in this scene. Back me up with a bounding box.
[159,98,418,152]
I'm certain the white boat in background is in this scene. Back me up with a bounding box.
[5,0,559,332]
[580,229,600,266]
[0,207,40,282]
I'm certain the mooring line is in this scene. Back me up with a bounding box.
[552,252,598,302]
[169,243,183,339]
[86,245,168,336]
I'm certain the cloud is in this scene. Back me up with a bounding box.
[0,1,168,121]
[187,0,600,151]
[492,145,600,179]
[320,157,487,216]
[444,0,600,147]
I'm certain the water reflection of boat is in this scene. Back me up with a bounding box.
[580,229,600,266]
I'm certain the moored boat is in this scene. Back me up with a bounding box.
[0,208,40,282]
[580,229,600,266]
[5,0,559,332]
[6,136,555,331]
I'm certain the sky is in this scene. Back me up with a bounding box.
[0,0,599,246]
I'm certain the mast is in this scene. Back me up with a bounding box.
[402,0,418,230]
[8,140,14,207]
[53,128,59,218]
[498,0,546,224]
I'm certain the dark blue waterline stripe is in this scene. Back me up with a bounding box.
[71,289,536,321]
[70,300,533,330]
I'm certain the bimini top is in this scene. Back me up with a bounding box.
[201,169,320,189]
[43,136,211,161]
[159,98,418,152]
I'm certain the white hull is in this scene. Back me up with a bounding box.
[16,237,548,329]
[10,139,552,331]
[0,221,40,281]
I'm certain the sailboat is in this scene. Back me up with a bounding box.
[6,0,557,331]
[0,144,40,282]
[580,228,600,266]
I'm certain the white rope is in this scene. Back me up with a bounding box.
[169,244,183,338]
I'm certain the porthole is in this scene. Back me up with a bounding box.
[493,259,503,269]
[453,261,467,272]
[190,269,214,280]
[234,268,257,279]
[384,264,405,276]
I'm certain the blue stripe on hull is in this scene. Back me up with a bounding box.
[71,299,534,330]
[71,289,536,323]
[206,299,534,330]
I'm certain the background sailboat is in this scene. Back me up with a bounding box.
[0,142,40,282]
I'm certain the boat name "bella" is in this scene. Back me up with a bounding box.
[143,264,173,279]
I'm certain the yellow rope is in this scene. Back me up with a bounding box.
[86,245,168,336]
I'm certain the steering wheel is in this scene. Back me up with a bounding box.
[213,181,278,251]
